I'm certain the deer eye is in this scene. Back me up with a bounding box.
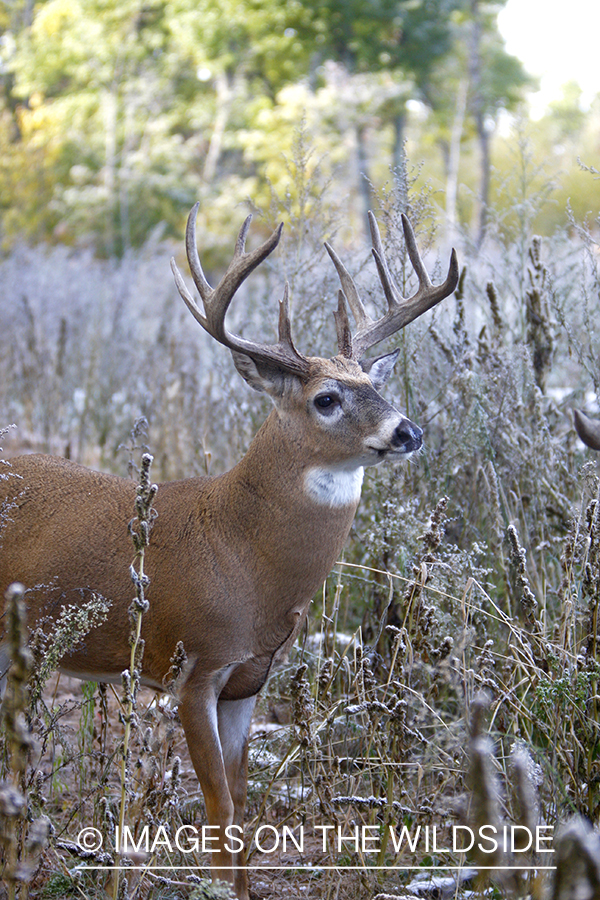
[314,394,338,410]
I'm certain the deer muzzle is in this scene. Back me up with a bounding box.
[390,418,423,454]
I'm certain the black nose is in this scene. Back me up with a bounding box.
[392,420,423,452]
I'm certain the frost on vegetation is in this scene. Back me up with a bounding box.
[0,583,51,893]
[28,591,112,705]
[0,425,18,487]
[4,166,600,896]
[188,880,238,899]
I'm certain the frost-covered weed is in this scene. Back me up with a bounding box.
[3,161,600,896]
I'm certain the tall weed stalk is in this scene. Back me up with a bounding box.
[114,452,156,899]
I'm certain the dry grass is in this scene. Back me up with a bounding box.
[2,166,600,898]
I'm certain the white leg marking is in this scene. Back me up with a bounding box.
[217,696,257,769]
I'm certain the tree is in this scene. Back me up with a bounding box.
[0,0,319,252]
[466,0,533,245]
[423,0,533,242]
[296,0,465,218]
[0,0,537,251]
[2,0,194,251]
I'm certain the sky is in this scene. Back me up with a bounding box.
[498,0,600,117]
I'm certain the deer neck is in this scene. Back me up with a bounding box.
[214,410,360,598]
[230,408,362,514]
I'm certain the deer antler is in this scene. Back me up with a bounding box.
[325,212,459,361]
[171,203,310,377]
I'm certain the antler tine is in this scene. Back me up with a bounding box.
[369,211,447,309]
[188,206,284,342]
[185,201,212,301]
[170,259,209,330]
[170,202,213,331]
[324,241,371,331]
[351,212,459,360]
[234,214,253,258]
[277,282,297,350]
[333,290,353,359]
[401,213,460,306]
[172,203,310,378]
[400,213,431,288]
[326,213,458,361]
[368,211,401,312]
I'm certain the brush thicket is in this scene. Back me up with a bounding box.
[3,160,600,897]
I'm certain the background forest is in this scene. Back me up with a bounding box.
[2,1,600,899]
[1,0,599,256]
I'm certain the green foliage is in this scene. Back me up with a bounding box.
[1,0,199,252]
[169,0,315,90]
[41,872,82,898]
[304,0,460,78]
[0,0,542,252]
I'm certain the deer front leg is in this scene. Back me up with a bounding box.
[218,696,257,900]
[179,674,246,897]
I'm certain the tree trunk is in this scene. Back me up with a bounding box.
[203,70,234,183]
[468,0,490,249]
[355,123,372,229]
[392,109,408,211]
[475,110,490,246]
[445,78,468,240]
[119,92,134,254]
[103,87,118,257]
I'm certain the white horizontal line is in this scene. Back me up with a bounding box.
[73,864,557,871]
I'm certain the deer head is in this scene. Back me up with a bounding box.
[171,204,458,505]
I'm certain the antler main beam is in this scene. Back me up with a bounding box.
[172,203,458,375]
[171,203,310,377]
[326,213,459,361]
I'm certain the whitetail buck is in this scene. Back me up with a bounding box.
[574,408,600,450]
[0,203,458,898]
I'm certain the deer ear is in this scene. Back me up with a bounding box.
[231,351,288,396]
[362,349,400,391]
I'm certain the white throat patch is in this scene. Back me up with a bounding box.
[304,466,364,507]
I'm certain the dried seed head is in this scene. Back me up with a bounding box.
[0,783,26,817]
[510,743,541,844]
[507,524,538,629]
[26,815,51,853]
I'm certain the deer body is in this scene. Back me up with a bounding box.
[0,206,458,898]
[1,410,359,686]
